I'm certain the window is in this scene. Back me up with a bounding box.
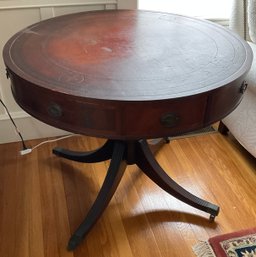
[138,0,232,20]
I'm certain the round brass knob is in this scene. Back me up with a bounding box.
[160,113,180,128]
[48,103,62,118]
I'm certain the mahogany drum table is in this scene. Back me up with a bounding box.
[3,10,253,250]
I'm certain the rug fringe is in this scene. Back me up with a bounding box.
[192,241,216,257]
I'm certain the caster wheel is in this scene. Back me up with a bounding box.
[209,214,216,222]
[164,137,170,143]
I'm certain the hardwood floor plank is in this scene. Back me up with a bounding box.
[113,166,163,257]
[20,148,44,257]
[0,133,255,257]
[0,142,19,257]
[36,140,73,257]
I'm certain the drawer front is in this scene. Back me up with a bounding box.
[204,78,246,124]
[10,72,246,140]
[11,75,119,137]
[121,94,208,138]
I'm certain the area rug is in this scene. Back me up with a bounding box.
[193,227,256,257]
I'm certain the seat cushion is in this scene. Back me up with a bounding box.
[223,89,256,157]
[246,42,256,96]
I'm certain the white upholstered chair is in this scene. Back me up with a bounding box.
[218,0,256,158]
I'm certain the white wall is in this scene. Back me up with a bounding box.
[0,0,137,144]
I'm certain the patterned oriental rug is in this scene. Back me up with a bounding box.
[193,228,256,257]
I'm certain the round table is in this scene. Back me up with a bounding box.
[3,10,253,250]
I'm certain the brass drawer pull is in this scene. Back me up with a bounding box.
[240,81,248,94]
[160,113,180,127]
[48,103,62,118]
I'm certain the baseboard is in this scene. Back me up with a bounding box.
[0,111,69,144]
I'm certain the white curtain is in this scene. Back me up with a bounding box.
[248,0,256,42]
[229,0,256,42]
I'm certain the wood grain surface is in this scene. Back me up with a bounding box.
[3,10,252,100]
[3,10,253,139]
[0,133,255,257]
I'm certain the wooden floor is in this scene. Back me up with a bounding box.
[0,131,255,257]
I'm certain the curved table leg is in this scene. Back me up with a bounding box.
[67,140,127,250]
[54,138,219,250]
[218,121,229,135]
[52,139,114,163]
[135,139,219,219]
